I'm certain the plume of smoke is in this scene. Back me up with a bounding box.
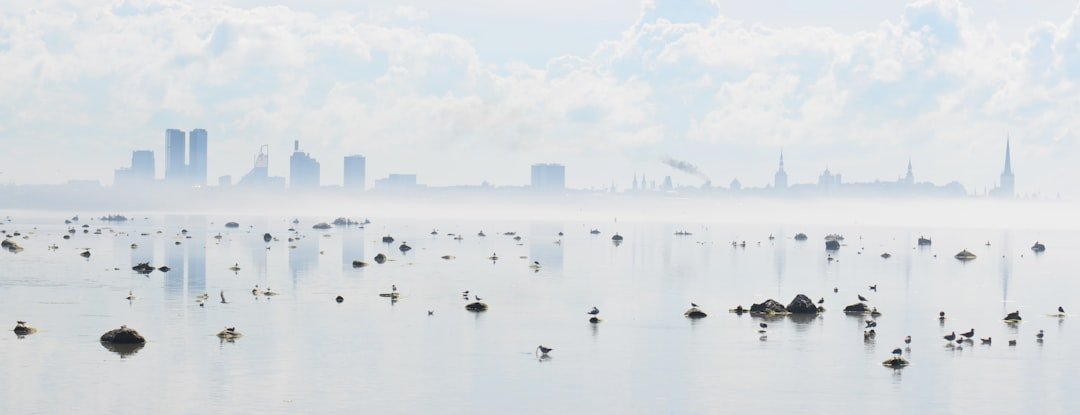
[662,157,710,182]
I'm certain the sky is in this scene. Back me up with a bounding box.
[1,0,1079,197]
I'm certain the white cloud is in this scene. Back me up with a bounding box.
[1,0,1079,196]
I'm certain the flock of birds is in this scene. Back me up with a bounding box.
[2,214,1067,366]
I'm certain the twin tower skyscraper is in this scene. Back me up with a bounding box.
[165,128,208,186]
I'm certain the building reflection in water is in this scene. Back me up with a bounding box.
[529,222,563,273]
[290,230,319,283]
[342,226,365,272]
[186,215,206,297]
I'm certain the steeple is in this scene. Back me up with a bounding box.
[773,150,788,190]
[1003,137,1012,175]
[904,157,914,184]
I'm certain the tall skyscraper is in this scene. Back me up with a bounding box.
[188,129,208,186]
[165,129,186,183]
[531,163,565,190]
[131,150,155,181]
[289,140,321,188]
[774,151,788,189]
[993,139,1015,198]
[344,154,366,191]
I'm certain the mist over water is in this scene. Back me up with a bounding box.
[1,207,1078,413]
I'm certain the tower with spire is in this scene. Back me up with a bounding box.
[774,151,788,190]
[903,158,914,185]
[996,138,1015,198]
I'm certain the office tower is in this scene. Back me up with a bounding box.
[188,129,207,186]
[344,154,366,190]
[131,150,155,181]
[530,163,566,190]
[165,129,186,183]
[289,140,321,188]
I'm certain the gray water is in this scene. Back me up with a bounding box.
[1,213,1077,414]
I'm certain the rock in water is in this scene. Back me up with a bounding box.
[13,321,37,335]
[825,240,841,250]
[224,222,240,228]
[352,260,367,268]
[374,253,387,264]
[843,303,870,313]
[684,307,707,319]
[1004,311,1022,321]
[750,299,786,314]
[785,294,819,314]
[263,233,273,243]
[100,326,146,344]
[882,356,910,368]
[465,302,488,312]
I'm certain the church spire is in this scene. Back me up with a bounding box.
[1003,137,1012,175]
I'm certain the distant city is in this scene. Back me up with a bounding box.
[105,128,1020,198]
[4,128,1027,209]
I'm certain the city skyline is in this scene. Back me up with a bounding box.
[105,128,1021,198]
[2,1,1079,197]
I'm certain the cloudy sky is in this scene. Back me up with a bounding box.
[1,0,1079,197]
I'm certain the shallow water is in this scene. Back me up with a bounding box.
[1,213,1077,414]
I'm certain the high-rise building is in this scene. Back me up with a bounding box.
[131,150,155,181]
[531,163,565,190]
[165,129,186,183]
[188,129,208,186]
[774,151,788,189]
[239,145,285,189]
[344,155,366,190]
[289,140,320,188]
[992,139,1015,198]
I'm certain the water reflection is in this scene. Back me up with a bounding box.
[529,222,563,273]
[100,341,145,358]
[343,227,365,273]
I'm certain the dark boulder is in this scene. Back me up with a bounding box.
[785,294,819,314]
[100,325,146,344]
[263,233,273,243]
[825,240,841,250]
[14,321,36,335]
[224,222,240,228]
[750,299,786,314]
[158,266,171,272]
[399,243,412,252]
[381,235,394,243]
[1004,311,1022,321]
[1031,242,1046,252]
[352,260,368,268]
[374,253,387,264]
[466,302,488,312]
[312,223,332,230]
[684,308,707,319]
[917,236,932,246]
[794,233,808,241]
[844,303,870,313]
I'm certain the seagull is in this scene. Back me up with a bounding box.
[891,348,903,356]
[475,295,483,302]
[817,298,825,304]
[869,285,877,291]
[960,328,974,339]
[529,261,541,269]
[587,307,600,316]
[536,345,553,357]
[944,331,956,342]
[691,302,699,308]
[858,294,868,302]
[980,337,992,344]
[1037,330,1045,340]
[220,289,228,304]
[865,320,877,328]
[904,335,911,345]
[126,290,135,301]
[392,284,397,292]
